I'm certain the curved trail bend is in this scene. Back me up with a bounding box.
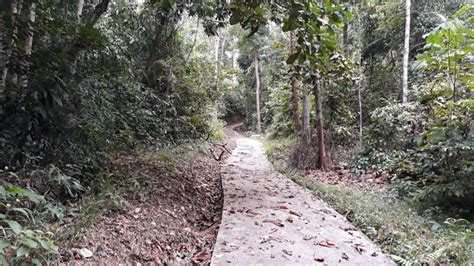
[211,136,394,265]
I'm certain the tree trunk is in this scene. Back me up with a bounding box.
[77,0,85,19]
[358,79,363,146]
[290,31,300,131]
[302,86,311,144]
[20,3,35,88]
[402,0,411,103]
[2,0,19,89]
[254,53,262,133]
[215,36,221,90]
[72,0,85,74]
[0,17,6,107]
[212,36,221,120]
[343,21,349,56]
[313,74,329,170]
[232,50,237,68]
[221,37,226,68]
[87,0,110,28]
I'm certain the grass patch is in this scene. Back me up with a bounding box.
[263,136,474,265]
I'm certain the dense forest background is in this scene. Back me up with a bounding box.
[0,0,472,264]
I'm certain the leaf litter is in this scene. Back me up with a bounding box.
[60,137,236,265]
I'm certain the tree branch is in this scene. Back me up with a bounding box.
[87,0,110,28]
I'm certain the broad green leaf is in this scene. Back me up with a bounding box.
[255,7,265,15]
[39,239,58,253]
[0,185,6,199]
[16,247,29,258]
[5,220,22,235]
[453,4,474,18]
[21,230,34,238]
[6,186,26,195]
[19,238,38,249]
[0,239,10,253]
[12,208,32,221]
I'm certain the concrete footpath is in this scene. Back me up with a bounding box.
[211,136,395,266]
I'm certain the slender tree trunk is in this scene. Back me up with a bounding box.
[254,52,262,133]
[87,0,110,28]
[358,79,363,145]
[3,0,19,88]
[215,36,221,89]
[212,36,221,120]
[20,3,35,88]
[343,21,349,56]
[402,0,411,103]
[221,37,226,68]
[77,0,85,19]
[290,31,300,131]
[313,73,329,170]
[0,17,6,107]
[302,86,311,144]
[232,50,237,68]
[185,17,199,64]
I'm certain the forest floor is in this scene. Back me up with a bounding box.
[59,133,237,264]
[211,135,394,265]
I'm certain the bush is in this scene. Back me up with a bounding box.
[353,102,426,174]
[394,99,473,208]
[0,183,59,264]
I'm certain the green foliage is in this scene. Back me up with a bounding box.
[0,1,229,262]
[394,99,473,207]
[353,102,425,173]
[355,101,472,209]
[416,4,473,101]
[265,84,294,136]
[355,5,473,211]
[0,183,59,264]
[0,0,219,186]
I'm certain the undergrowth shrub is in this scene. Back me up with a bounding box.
[393,99,473,209]
[353,99,473,212]
[353,102,426,174]
[0,183,59,264]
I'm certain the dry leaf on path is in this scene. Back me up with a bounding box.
[314,255,324,262]
[262,219,285,227]
[353,243,366,254]
[289,210,302,217]
[341,227,358,231]
[192,251,211,262]
[318,240,337,248]
[282,249,293,256]
[245,209,262,217]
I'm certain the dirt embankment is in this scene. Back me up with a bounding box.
[61,139,235,265]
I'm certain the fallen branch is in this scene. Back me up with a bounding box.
[210,142,230,161]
